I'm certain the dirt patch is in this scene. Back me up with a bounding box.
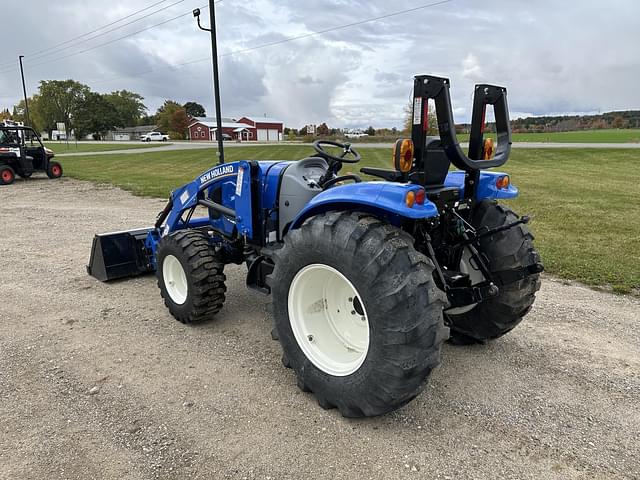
[1,177,638,479]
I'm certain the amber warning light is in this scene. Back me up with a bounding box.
[393,139,415,173]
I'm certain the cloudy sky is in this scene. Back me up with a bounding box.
[0,0,638,128]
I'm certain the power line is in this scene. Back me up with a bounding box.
[221,0,452,57]
[24,0,186,64]
[1,0,450,90]
[0,1,207,75]
[0,0,172,68]
[11,3,211,72]
[91,0,452,86]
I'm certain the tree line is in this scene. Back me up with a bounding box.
[509,110,640,133]
[2,79,207,140]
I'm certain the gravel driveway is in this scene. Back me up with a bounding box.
[1,177,638,480]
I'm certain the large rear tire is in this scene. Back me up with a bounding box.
[446,201,542,344]
[271,212,448,417]
[156,230,226,324]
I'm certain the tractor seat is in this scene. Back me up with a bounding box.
[424,185,460,203]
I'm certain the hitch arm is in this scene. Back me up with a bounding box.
[462,216,530,246]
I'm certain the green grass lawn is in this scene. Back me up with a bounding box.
[62,145,640,293]
[510,129,640,143]
[451,129,640,144]
[44,142,170,154]
[357,129,640,144]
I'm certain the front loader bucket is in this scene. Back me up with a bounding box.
[87,228,155,282]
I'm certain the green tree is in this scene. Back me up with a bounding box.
[75,92,119,139]
[137,114,157,126]
[365,126,375,136]
[13,95,46,132]
[36,79,91,135]
[103,90,146,127]
[183,101,206,118]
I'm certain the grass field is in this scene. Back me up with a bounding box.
[62,146,640,293]
[510,129,640,143]
[44,142,170,154]
[356,129,640,144]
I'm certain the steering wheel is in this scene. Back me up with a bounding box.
[313,140,361,164]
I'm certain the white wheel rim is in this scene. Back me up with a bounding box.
[446,247,486,315]
[163,255,188,305]
[288,264,370,377]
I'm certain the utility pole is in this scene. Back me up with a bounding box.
[18,55,30,125]
[194,2,225,164]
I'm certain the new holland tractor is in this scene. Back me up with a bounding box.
[88,75,543,417]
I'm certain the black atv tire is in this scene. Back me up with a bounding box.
[446,201,542,344]
[1,165,15,185]
[46,161,63,179]
[156,230,226,324]
[270,211,448,418]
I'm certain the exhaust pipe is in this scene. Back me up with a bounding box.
[87,228,155,282]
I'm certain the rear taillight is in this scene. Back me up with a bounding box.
[405,188,426,208]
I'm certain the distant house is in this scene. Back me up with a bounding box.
[187,116,284,142]
[106,125,158,141]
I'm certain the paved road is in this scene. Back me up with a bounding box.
[1,178,638,480]
[54,141,640,157]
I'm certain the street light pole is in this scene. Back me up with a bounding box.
[18,55,30,125]
[194,2,225,164]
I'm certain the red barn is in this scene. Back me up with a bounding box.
[188,116,284,142]
[188,117,255,141]
[237,117,284,142]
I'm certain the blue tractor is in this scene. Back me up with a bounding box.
[88,75,543,417]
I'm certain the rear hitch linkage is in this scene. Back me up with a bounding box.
[423,214,543,309]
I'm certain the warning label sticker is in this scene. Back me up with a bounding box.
[235,167,244,196]
[413,98,422,125]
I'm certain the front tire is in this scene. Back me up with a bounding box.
[46,161,63,179]
[271,212,448,417]
[156,230,226,324]
[446,201,542,344]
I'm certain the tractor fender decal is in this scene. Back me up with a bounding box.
[289,182,439,231]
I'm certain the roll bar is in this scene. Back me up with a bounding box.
[411,75,512,172]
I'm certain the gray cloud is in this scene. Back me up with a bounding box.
[0,0,638,128]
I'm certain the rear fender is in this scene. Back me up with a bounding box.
[287,182,439,232]
[445,170,518,200]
